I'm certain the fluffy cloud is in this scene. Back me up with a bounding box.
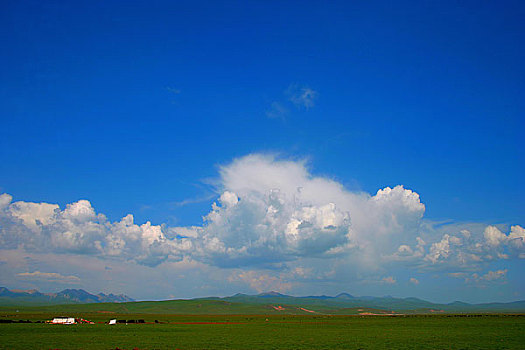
[412,223,523,268]
[0,194,192,266]
[484,226,508,247]
[0,154,523,282]
[186,154,431,268]
[478,269,508,282]
[192,187,351,267]
[449,269,508,285]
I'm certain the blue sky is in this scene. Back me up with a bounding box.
[0,0,523,303]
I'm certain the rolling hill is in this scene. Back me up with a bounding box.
[0,287,524,314]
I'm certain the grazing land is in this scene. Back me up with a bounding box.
[0,313,523,349]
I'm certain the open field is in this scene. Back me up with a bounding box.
[0,300,406,316]
[1,313,524,349]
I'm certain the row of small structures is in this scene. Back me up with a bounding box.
[49,317,148,325]
[109,319,147,324]
[1,317,161,324]
[49,317,92,324]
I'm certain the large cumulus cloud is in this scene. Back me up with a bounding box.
[204,154,427,266]
[0,154,523,275]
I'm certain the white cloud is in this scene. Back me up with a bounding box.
[479,269,508,282]
[193,154,431,268]
[398,245,414,255]
[8,201,58,232]
[0,193,12,210]
[266,84,318,121]
[287,84,318,109]
[16,271,81,284]
[484,226,507,247]
[0,153,522,283]
[449,269,508,285]
[508,225,525,250]
[228,270,293,293]
[266,101,288,119]
[425,234,451,264]
[461,230,471,239]
[373,220,521,271]
[0,197,192,266]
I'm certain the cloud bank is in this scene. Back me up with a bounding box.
[1,154,523,294]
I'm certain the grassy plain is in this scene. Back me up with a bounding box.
[0,313,524,350]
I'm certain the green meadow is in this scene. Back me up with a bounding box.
[1,313,523,350]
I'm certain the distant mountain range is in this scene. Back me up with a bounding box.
[199,291,525,313]
[1,287,524,314]
[0,287,134,305]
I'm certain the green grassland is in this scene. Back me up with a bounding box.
[0,299,397,316]
[1,313,524,350]
[3,298,518,316]
[1,300,524,349]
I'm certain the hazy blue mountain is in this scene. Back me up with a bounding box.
[335,293,355,299]
[0,287,133,305]
[257,291,288,298]
[217,291,525,313]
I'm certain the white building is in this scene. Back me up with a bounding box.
[51,317,76,324]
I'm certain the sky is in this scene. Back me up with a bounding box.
[0,0,524,303]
